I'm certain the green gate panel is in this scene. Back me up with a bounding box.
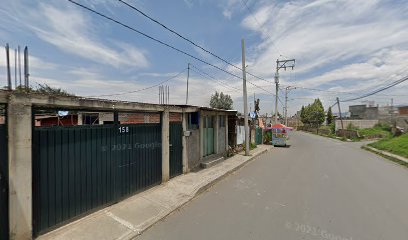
[115,124,162,198]
[0,124,8,240]
[203,116,214,157]
[170,123,182,178]
[33,123,162,236]
[206,128,214,155]
[256,128,263,145]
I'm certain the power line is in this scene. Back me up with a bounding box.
[240,0,281,57]
[117,0,275,85]
[190,64,241,91]
[70,0,283,104]
[87,68,187,97]
[340,74,408,102]
[68,0,242,80]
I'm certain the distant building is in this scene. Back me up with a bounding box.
[349,104,379,120]
[398,106,408,115]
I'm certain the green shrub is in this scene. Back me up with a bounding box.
[244,142,257,152]
[374,122,391,132]
[263,131,272,144]
[329,122,335,134]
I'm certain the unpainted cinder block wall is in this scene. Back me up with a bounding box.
[187,129,200,170]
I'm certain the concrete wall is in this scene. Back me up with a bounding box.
[0,91,236,239]
[365,107,379,120]
[236,125,245,145]
[349,105,366,119]
[187,129,200,170]
[335,119,378,131]
[218,127,226,154]
[250,127,256,144]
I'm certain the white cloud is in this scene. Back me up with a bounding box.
[242,0,408,76]
[223,9,232,19]
[2,1,149,69]
[233,0,408,114]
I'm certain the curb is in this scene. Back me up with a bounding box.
[361,145,408,167]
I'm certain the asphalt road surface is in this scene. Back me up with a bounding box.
[136,131,408,240]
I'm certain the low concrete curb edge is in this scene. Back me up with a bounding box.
[361,145,408,166]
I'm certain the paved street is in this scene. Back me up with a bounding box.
[136,131,408,240]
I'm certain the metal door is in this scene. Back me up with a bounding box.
[0,119,8,240]
[169,123,182,178]
[204,116,214,156]
[33,123,162,236]
[115,124,162,198]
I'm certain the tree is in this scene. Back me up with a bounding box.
[299,99,325,127]
[327,107,334,125]
[209,91,233,110]
[15,83,74,96]
[254,98,260,119]
[35,83,74,96]
[300,105,306,123]
[313,98,325,126]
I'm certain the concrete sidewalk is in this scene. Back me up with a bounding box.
[37,145,272,240]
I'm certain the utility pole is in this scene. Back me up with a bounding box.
[186,63,190,105]
[336,97,344,129]
[284,86,296,126]
[391,98,395,128]
[285,88,288,126]
[242,39,249,156]
[274,69,279,124]
[274,58,295,124]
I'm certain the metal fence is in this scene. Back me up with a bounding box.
[170,123,182,178]
[255,127,262,145]
[32,122,162,235]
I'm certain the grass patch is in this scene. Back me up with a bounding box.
[319,125,331,131]
[357,127,392,139]
[368,133,408,158]
[362,145,408,168]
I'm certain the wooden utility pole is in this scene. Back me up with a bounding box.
[242,39,249,156]
[336,97,344,129]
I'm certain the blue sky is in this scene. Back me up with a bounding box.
[1,0,407,115]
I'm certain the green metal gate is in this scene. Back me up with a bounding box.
[115,124,162,198]
[255,127,263,145]
[170,123,182,178]
[32,123,162,236]
[0,121,8,240]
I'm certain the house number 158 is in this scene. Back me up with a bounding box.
[119,126,129,133]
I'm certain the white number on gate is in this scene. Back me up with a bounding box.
[119,126,129,133]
